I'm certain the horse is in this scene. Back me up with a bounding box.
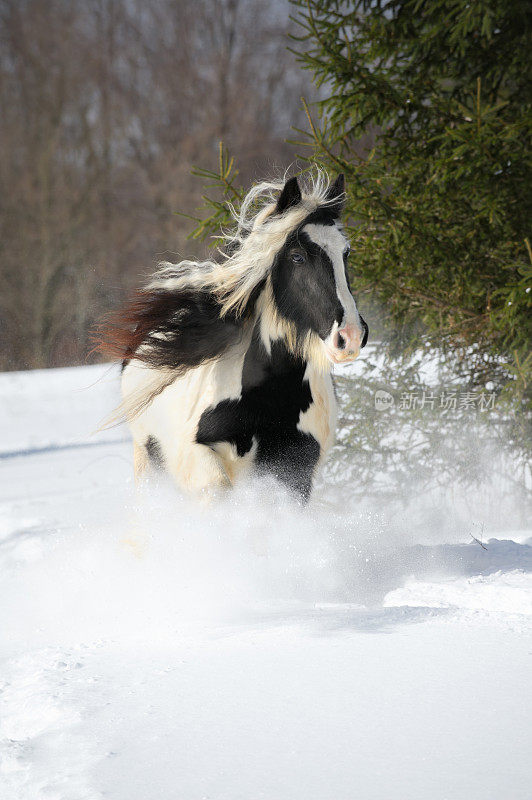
[98,171,368,501]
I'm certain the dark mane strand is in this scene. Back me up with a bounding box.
[93,289,245,372]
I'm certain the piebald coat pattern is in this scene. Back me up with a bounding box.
[101,172,368,500]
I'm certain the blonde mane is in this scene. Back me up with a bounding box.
[148,169,335,317]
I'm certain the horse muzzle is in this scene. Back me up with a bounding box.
[325,318,369,364]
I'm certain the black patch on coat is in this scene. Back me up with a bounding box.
[145,435,164,468]
[196,332,320,500]
[271,229,344,340]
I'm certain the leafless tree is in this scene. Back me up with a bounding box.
[0,0,316,369]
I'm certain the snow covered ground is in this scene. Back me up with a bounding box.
[0,364,530,799]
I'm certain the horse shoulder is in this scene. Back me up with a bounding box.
[121,341,250,466]
[121,360,203,452]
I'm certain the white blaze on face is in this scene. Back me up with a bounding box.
[303,222,361,359]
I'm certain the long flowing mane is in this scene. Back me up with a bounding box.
[147,170,332,317]
[94,170,336,420]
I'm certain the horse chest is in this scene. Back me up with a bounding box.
[196,338,335,497]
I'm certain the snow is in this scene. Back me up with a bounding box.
[0,364,531,799]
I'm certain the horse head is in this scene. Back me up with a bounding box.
[268,174,368,366]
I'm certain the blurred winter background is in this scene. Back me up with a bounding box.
[0,2,531,799]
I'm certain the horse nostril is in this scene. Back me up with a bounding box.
[336,331,347,350]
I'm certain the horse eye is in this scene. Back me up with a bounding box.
[343,248,351,261]
[291,252,305,264]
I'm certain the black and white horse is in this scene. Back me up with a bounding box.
[100,172,368,500]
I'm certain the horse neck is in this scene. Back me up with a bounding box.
[250,282,331,376]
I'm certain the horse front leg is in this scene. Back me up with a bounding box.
[133,441,149,485]
[167,442,231,499]
[257,431,321,503]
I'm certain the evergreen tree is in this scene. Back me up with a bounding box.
[288,0,531,410]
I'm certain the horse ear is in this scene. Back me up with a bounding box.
[276,176,301,213]
[326,173,346,215]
